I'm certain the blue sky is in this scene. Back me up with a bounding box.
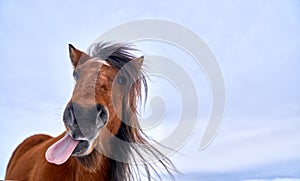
[1,0,300,180]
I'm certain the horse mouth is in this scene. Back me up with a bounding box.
[69,134,98,157]
[72,140,90,156]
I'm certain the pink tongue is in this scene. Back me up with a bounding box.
[45,134,79,165]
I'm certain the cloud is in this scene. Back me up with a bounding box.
[155,116,300,174]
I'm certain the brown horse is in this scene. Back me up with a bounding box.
[5,43,176,180]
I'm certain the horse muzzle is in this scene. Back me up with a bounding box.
[62,102,108,156]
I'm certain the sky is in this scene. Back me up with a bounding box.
[1,0,300,180]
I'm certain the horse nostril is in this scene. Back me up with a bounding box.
[63,102,74,124]
[96,104,104,112]
[96,104,108,128]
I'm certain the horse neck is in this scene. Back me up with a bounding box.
[70,156,112,180]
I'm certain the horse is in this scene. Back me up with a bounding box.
[5,43,176,181]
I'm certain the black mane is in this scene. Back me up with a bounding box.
[89,43,137,69]
[88,42,177,181]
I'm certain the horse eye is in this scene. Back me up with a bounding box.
[117,76,127,85]
[73,70,80,80]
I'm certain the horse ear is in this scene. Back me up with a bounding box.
[132,56,144,70]
[68,44,91,68]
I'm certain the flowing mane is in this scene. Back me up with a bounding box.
[89,43,176,180]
